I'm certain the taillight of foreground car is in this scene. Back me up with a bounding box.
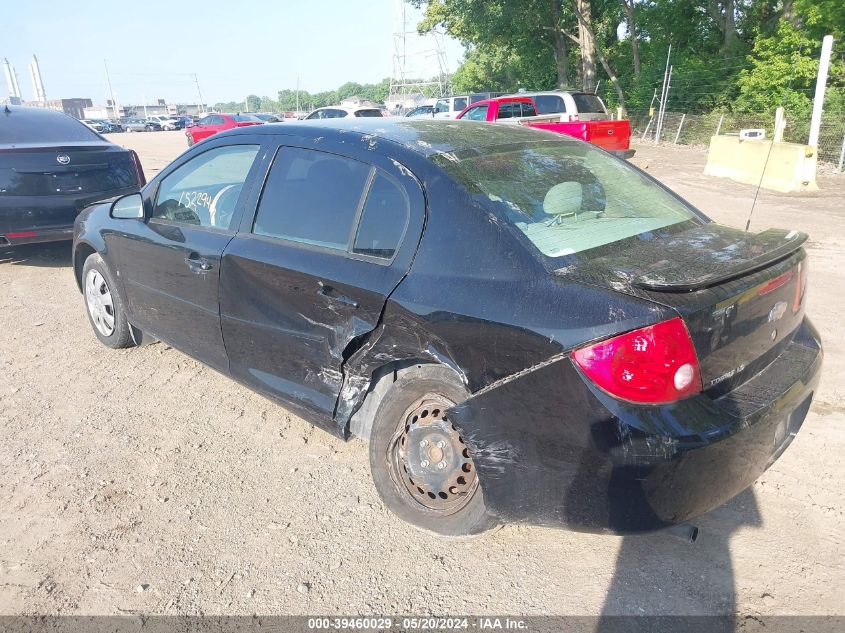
[129,150,146,186]
[572,317,702,404]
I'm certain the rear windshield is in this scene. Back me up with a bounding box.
[431,141,699,262]
[231,114,262,122]
[354,109,383,118]
[571,93,606,113]
[0,109,102,144]
[533,95,565,114]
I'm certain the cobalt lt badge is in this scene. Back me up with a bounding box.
[56,154,71,165]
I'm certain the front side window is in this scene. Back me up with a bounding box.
[462,105,488,121]
[253,148,371,251]
[432,140,699,261]
[521,102,537,117]
[152,144,259,230]
[434,99,449,114]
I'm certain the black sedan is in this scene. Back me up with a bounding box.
[1,105,145,246]
[71,119,822,536]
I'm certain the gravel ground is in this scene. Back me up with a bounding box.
[0,131,842,617]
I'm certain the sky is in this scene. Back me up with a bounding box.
[0,0,465,106]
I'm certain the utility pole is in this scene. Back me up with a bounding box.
[654,44,671,144]
[104,59,119,120]
[193,73,205,115]
[808,35,833,147]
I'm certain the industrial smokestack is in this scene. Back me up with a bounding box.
[11,67,22,100]
[3,58,22,99]
[3,58,16,98]
[28,61,38,101]
[31,54,46,102]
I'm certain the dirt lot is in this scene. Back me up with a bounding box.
[0,131,842,617]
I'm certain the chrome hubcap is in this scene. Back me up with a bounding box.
[390,397,478,514]
[85,269,115,337]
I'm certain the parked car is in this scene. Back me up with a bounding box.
[0,105,145,246]
[185,113,263,146]
[251,113,282,123]
[123,118,160,132]
[81,119,107,133]
[305,106,383,120]
[146,115,180,131]
[457,96,634,158]
[103,119,124,133]
[72,119,821,537]
[432,93,504,119]
[405,105,434,118]
[507,90,612,121]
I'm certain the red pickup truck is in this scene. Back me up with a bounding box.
[456,96,635,159]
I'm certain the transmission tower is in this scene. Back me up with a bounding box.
[387,0,451,110]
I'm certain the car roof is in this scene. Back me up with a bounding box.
[505,91,598,98]
[311,105,381,114]
[215,117,578,159]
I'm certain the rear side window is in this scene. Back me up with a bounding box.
[571,93,606,113]
[453,97,467,111]
[231,114,261,122]
[353,173,409,259]
[354,109,383,118]
[253,148,371,251]
[498,103,517,119]
[0,109,101,144]
[533,95,566,115]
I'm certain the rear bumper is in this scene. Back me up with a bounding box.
[1,188,136,245]
[448,318,822,533]
[0,226,74,245]
[611,149,636,160]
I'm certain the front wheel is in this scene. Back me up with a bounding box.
[369,366,497,537]
[82,253,135,349]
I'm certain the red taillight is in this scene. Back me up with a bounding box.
[129,150,146,186]
[572,317,702,404]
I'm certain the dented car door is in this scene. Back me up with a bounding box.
[219,143,425,428]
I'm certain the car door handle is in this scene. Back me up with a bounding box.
[185,253,213,272]
[318,283,359,308]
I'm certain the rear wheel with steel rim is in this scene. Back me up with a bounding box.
[369,366,497,536]
[81,253,134,349]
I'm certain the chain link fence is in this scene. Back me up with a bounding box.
[629,109,845,171]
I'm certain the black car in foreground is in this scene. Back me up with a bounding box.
[0,105,145,245]
[72,119,822,536]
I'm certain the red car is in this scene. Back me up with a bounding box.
[456,96,634,159]
[185,113,264,146]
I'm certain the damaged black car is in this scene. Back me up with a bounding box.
[71,119,822,536]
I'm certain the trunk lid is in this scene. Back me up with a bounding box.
[562,224,808,393]
[0,143,138,197]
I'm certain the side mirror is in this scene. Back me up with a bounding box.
[110,193,144,219]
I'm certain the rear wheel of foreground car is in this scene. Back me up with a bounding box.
[82,253,135,349]
[369,366,498,537]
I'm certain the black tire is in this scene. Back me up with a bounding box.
[81,253,135,349]
[369,365,498,537]
[187,135,194,147]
